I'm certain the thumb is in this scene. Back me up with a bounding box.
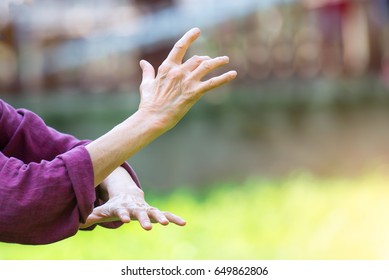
[140,60,155,82]
[80,207,104,229]
[80,205,131,229]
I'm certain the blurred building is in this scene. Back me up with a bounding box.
[0,0,177,95]
[0,0,389,95]
[222,0,389,83]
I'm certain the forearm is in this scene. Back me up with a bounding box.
[86,109,166,186]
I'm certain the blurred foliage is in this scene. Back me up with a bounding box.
[1,171,389,259]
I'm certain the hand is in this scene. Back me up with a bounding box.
[86,27,237,186]
[138,27,237,132]
[80,167,186,230]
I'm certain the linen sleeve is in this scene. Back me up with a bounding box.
[0,99,142,242]
[0,146,95,245]
[0,100,91,163]
[0,100,141,189]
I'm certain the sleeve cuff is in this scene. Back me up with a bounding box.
[59,146,96,224]
[120,161,142,189]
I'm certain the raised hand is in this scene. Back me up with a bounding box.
[138,27,237,132]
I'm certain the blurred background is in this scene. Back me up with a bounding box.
[2,0,389,259]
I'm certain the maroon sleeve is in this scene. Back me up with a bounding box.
[0,99,142,242]
[0,100,141,189]
[0,100,90,163]
[0,146,95,245]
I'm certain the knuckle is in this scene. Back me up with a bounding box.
[196,56,209,65]
[168,68,183,79]
[105,205,115,216]
[201,60,213,70]
[146,207,157,214]
[174,41,185,50]
[193,55,202,62]
[189,55,200,65]
[201,55,211,61]
[182,90,197,103]
[116,208,128,217]
[131,206,142,215]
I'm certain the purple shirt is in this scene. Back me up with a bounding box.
[0,99,140,245]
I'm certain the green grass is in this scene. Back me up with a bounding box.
[1,172,389,260]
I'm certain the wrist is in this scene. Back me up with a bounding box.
[87,109,173,186]
[131,108,172,135]
[101,167,130,196]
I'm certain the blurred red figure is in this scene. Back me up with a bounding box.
[303,0,374,77]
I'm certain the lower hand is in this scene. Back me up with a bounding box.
[80,167,186,230]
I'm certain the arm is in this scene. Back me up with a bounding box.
[0,28,235,244]
[0,99,90,163]
[0,97,142,230]
[86,27,237,186]
[0,147,95,245]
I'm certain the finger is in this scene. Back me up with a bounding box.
[190,56,230,81]
[163,212,187,226]
[80,206,107,228]
[134,210,153,231]
[116,208,131,224]
[197,70,237,94]
[183,55,211,72]
[147,208,170,225]
[140,59,155,82]
[80,213,100,229]
[80,205,132,229]
[166,27,201,64]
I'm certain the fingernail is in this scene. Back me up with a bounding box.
[191,27,201,35]
[120,215,131,223]
[144,222,152,230]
